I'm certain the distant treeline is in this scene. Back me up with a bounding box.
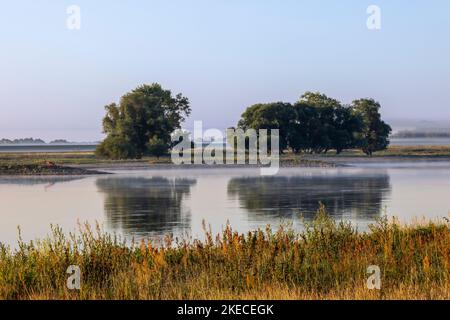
[0,138,70,145]
[392,131,450,138]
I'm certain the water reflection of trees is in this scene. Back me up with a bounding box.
[96,177,196,237]
[227,174,391,220]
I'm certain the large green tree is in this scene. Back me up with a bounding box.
[351,98,392,156]
[237,102,295,152]
[96,84,190,159]
[331,105,364,154]
[292,92,362,154]
[294,92,339,153]
[290,102,318,153]
[237,92,390,156]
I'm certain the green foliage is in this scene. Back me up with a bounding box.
[146,136,169,159]
[238,102,295,152]
[237,92,390,155]
[95,135,138,160]
[352,99,392,156]
[96,84,191,159]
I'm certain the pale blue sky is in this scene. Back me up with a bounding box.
[1,0,449,141]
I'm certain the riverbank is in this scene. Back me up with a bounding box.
[0,164,109,176]
[1,145,450,175]
[0,152,339,175]
[0,207,448,300]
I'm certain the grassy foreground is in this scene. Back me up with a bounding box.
[0,207,448,300]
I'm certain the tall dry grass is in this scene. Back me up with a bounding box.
[0,206,448,300]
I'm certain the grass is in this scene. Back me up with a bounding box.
[1,145,450,169]
[307,145,450,157]
[0,152,181,166]
[0,206,448,300]
[0,152,156,166]
[0,164,109,176]
[375,145,450,157]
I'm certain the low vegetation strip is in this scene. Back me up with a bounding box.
[1,145,450,173]
[0,164,108,176]
[0,207,448,300]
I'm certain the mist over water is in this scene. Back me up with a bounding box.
[1,164,450,248]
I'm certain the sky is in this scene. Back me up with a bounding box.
[1,0,450,141]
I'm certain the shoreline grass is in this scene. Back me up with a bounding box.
[0,164,109,176]
[1,145,450,173]
[0,207,448,300]
[312,145,450,157]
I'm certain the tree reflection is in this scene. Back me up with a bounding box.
[227,173,391,221]
[96,177,196,237]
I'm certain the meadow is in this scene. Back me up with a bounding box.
[0,206,448,300]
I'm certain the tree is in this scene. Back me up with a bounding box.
[291,92,365,154]
[96,84,191,159]
[351,98,392,156]
[331,105,364,154]
[146,136,168,159]
[290,102,319,153]
[95,135,138,159]
[300,92,341,153]
[237,102,295,152]
[293,92,342,154]
[236,92,391,156]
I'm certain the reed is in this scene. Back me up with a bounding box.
[0,206,448,300]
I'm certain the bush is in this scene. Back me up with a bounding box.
[146,136,169,158]
[95,135,138,160]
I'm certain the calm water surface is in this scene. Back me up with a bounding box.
[1,164,450,247]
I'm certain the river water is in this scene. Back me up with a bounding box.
[1,163,449,247]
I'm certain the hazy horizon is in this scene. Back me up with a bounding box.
[1,1,449,141]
